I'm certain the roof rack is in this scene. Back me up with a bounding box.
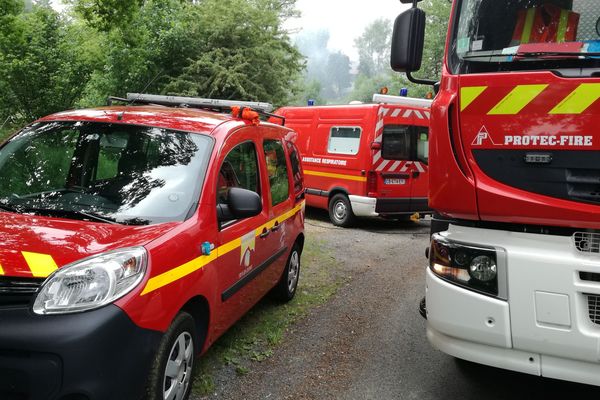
[107,93,284,125]
[372,94,433,108]
[124,93,274,113]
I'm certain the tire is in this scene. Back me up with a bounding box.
[146,312,197,400]
[272,244,301,302]
[328,193,356,227]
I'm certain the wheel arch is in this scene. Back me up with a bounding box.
[328,186,350,202]
[179,295,210,352]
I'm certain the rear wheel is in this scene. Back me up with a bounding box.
[146,312,197,400]
[272,244,301,302]
[328,193,355,227]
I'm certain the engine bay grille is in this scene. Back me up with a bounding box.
[587,294,600,325]
[573,232,600,254]
[0,277,43,308]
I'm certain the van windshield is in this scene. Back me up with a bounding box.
[0,121,212,225]
[451,0,600,74]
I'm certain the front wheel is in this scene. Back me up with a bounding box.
[328,193,355,227]
[146,312,197,400]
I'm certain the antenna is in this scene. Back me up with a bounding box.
[128,70,164,106]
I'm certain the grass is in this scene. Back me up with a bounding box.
[192,234,346,396]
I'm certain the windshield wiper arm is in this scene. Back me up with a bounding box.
[22,207,119,225]
[0,202,22,214]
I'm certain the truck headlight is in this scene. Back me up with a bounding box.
[429,234,499,297]
[33,247,147,315]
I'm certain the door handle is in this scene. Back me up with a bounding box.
[271,222,281,232]
[259,228,270,238]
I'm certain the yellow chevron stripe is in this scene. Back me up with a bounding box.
[141,201,305,295]
[22,251,58,278]
[488,84,548,115]
[460,86,487,111]
[549,83,600,115]
[304,170,367,182]
[0,263,4,275]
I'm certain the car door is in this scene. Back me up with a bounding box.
[214,128,271,331]
[258,128,294,288]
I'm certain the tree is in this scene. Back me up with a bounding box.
[355,18,391,78]
[323,51,351,99]
[165,0,303,106]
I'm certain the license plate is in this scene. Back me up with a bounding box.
[384,178,405,185]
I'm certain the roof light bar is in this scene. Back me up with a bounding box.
[126,93,274,113]
[372,94,432,108]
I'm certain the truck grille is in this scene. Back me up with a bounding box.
[0,277,43,308]
[573,232,600,254]
[587,294,600,325]
[473,150,600,207]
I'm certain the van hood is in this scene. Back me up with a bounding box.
[0,212,177,278]
[459,71,600,228]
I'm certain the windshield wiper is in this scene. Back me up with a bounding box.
[0,202,22,214]
[515,51,600,59]
[21,207,119,225]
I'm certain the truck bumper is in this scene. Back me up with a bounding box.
[349,195,431,217]
[0,304,162,400]
[426,224,600,387]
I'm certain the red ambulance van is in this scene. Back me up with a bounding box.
[0,94,305,400]
[276,94,432,227]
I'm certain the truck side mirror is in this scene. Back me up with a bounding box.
[218,187,262,222]
[391,7,426,73]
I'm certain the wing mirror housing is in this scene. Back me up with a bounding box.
[391,7,426,73]
[218,187,262,222]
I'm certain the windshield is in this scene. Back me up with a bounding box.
[450,0,600,74]
[0,121,212,225]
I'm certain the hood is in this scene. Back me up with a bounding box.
[459,71,600,228]
[0,212,177,278]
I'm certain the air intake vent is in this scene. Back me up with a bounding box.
[0,277,43,308]
[573,232,600,254]
[587,294,600,325]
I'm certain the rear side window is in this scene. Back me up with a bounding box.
[327,127,361,155]
[218,141,260,204]
[286,141,303,195]
[263,140,290,206]
[382,125,429,163]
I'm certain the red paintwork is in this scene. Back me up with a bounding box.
[429,2,600,229]
[3,106,305,353]
[276,103,430,215]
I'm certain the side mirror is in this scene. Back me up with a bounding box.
[391,7,426,73]
[218,187,262,222]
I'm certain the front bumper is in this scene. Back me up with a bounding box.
[0,304,162,400]
[349,195,431,217]
[426,224,600,386]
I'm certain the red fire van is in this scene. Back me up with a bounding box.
[0,94,305,400]
[276,94,432,227]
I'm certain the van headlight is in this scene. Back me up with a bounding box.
[33,247,147,315]
[429,234,501,298]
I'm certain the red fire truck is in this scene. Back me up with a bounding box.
[392,0,600,386]
[276,95,432,227]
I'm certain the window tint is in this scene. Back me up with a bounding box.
[328,127,361,155]
[263,140,290,206]
[382,125,429,163]
[218,141,259,204]
[96,132,128,180]
[286,141,303,195]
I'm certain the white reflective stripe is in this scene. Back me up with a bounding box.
[389,161,402,171]
[375,120,385,132]
[376,160,390,171]
[391,109,402,118]
[403,110,413,118]
[424,111,431,119]
[400,161,413,172]
[415,162,426,173]
[374,134,383,143]
[373,151,382,164]
[413,110,424,119]
[380,107,390,116]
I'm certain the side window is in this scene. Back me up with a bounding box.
[218,141,259,204]
[263,140,290,206]
[382,125,430,163]
[327,127,361,155]
[286,141,303,195]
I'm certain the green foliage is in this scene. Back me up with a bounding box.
[68,0,143,32]
[355,18,392,78]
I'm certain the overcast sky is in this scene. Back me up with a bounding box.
[286,0,409,61]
